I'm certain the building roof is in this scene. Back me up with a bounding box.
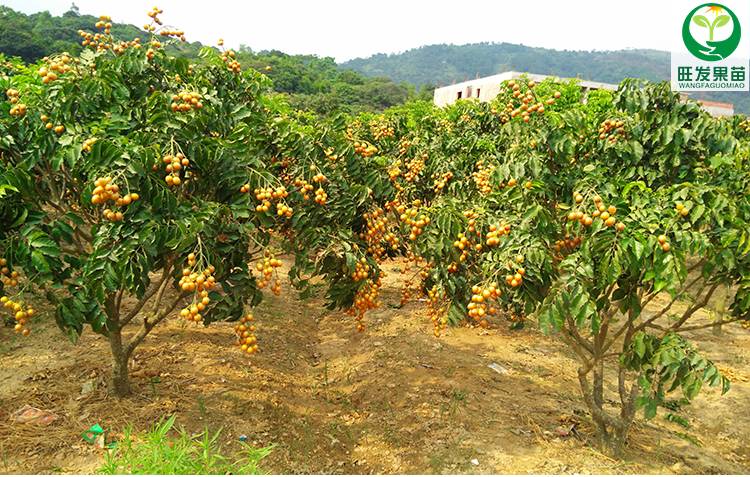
[435,71,734,115]
[437,71,617,92]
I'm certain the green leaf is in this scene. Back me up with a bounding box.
[0,184,18,198]
[31,251,50,273]
[712,15,730,28]
[692,15,710,28]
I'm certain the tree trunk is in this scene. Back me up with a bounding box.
[578,367,611,449]
[108,326,131,397]
[712,284,728,336]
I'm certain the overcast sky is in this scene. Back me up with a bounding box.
[2,1,687,62]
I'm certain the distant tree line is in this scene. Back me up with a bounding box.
[342,42,750,114]
[0,5,422,115]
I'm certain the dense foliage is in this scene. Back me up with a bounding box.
[2,8,750,458]
[342,42,750,114]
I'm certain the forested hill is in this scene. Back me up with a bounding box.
[341,43,750,114]
[0,5,418,115]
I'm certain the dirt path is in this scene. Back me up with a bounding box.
[1,259,749,474]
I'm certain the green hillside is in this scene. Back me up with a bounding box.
[0,5,415,115]
[341,42,750,114]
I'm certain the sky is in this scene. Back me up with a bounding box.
[1,0,686,62]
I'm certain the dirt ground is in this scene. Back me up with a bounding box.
[1,259,749,474]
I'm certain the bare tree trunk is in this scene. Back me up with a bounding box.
[108,325,131,396]
[712,284,728,336]
[105,292,131,397]
[578,367,610,448]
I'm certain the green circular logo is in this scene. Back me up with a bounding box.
[682,3,741,61]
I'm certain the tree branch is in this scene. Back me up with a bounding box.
[640,259,705,310]
[633,273,706,334]
[149,265,173,314]
[677,316,745,332]
[670,282,721,331]
[565,316,594,355]
[125,292,187,356]
[119,265,173,328]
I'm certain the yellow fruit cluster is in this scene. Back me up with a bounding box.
[503,80,558,123]
[179,261,216,293]
[1,295,34,336]
[39,54,72,86]
[427,286,449,337]
[404,154,426,183]
[7,88,26,117]
[324,147,339,162]
[0,259,19,287]
[370,121,394,140]
[255,255,282,294]
[351,259,370,281]
[146,7,164,26]
[353,141,378,157]
[221,50,241,73]
[467,284,501,323]
[112,38,142,55]
[591,196,626,231]
[91,177,139,221]
[472,160,494,194]
[675,202,690,218]
[387,162,402,181]
[567,194,626,231]
[8,100,26,117]
[234,312,259,355]
[361,207,398,259]
[553,235,582,255]
[657,234,671,252]
[349,278,380,332]
[253,186,289,213]
[170,91,202,112]
[82,137,97,153]
[399,205,430,241]
[178,259,217,323]
[163,152,189,186]
[598,119,626,143]
[432,171,453,192]
[94,16,112,34]
[485,223,511,247]
[158,28,186,41]
[292,178,315,200]
[314,187,327,205]
[398,138,410,156]
[7,88,27,117]
[504,268,525,288]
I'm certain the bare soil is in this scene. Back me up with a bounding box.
[1,259,749,474]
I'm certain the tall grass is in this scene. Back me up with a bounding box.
[99,416,272,474]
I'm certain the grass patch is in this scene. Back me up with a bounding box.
[99,416,272,474]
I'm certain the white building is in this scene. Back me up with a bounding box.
[433,71,734,117]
